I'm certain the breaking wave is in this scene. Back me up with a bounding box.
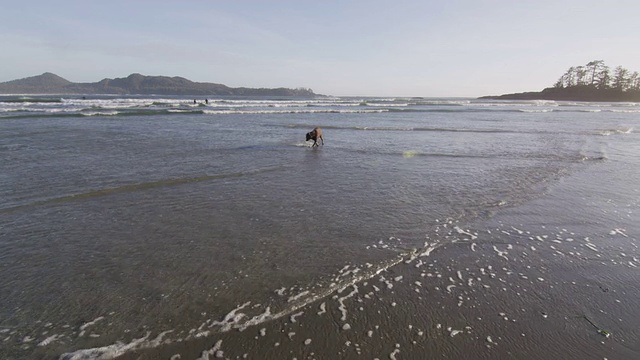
[2,95,639,119]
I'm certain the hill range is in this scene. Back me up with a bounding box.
[0,73,318,96]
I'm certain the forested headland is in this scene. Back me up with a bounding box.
[481,60,640,102]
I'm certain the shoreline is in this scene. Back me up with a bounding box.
[110,159,640,360]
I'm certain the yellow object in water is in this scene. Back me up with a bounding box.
[403,150,418,158]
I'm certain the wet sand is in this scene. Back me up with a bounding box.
[112,159,640,360]
[119,239,639,359]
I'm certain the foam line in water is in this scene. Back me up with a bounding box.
[202,109,386,115]
[60,332,153,360]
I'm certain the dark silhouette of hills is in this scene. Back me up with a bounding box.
[0,73,318,96]
[480,86,640,102]
[481,60,640,102]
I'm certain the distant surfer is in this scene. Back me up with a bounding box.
[193,99,197,104]
[205,98,209,104]
[305,127,324,147]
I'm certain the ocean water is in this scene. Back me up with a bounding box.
[0,96,638,359]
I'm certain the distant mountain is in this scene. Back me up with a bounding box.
[0,73,319,96]
[0,72,72,93]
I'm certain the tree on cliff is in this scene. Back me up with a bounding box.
[586,60,605,86]
[553,60,639,92]
[482,60,640,101]
[630,72,640,90]
[612,66,630,90]
[595,64,611,90]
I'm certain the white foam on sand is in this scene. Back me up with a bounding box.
[289,311,304,323]
[38,334,64,347]
[274,287,286,296]
[195,339,223,360]
[207,302,251,333]
[78,316,105,337]
[585,243,599,252]
[337,285,359,321]
[60,331,172,360]
[59,235,450,359]
[288,291,310,303]
[317,302,327,316]
[454,227,477,240]
[610,228,628,237]
[492,246,509,261]
[390,348,401,360]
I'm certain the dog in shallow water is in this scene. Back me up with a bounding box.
[305,127,324,147]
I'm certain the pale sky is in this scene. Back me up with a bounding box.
[1,0,639,97]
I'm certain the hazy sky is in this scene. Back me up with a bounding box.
[1,0,639,97]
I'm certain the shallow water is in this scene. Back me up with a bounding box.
[0,96,638,359]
